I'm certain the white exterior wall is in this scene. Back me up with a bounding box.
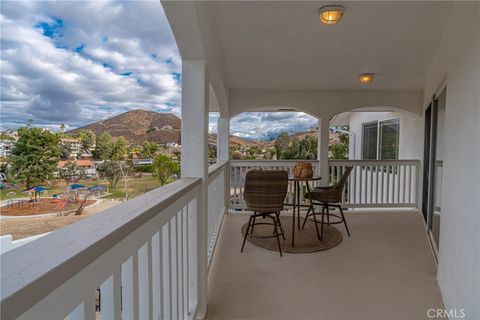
[348,111,423,160]
[422,3,480,319]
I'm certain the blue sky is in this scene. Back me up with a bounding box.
[0,0,317,140]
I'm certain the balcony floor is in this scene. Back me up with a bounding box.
[206,210,444,319]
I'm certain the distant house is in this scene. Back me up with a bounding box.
[165,142,180,148]
[57,159,97,177]
[0,140,15,158]
[132,158,153,166]
[61,138,82,159]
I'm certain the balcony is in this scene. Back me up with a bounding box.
[1,159,443,319]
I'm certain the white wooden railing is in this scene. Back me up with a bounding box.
[0,177,223,320]
[328,160,420,208]
[230,160,420,210]
[207,161,227,265]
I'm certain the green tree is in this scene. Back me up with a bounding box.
[60,143,72,160]
[151,155,180,186]
[274,132,291,160]
[96,161,122,188]
[245,145,262,160]
[9,127,61,187]
[111,137,128,160]
[94,132,113,160]
[329,132,349,159]
[208,145,217,159]
[140,141,158,159]
[78,129,96,151]
[59,160,85,183]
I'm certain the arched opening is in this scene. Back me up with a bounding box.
[210,110,321,161]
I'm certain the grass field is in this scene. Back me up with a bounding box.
[0,174,167,201]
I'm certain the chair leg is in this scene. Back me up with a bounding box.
[338,206,351,236]
[311,207,321,240]
[326,205,330,224]
[320,206,326,240]
[302,203,312,229]
[241,215,253,252]
[273,216,283,257]
[275,212,286,240]
[251,213,257,234]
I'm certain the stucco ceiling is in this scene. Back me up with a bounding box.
[206,1,452,90]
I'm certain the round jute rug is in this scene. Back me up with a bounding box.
[241,216,342,253]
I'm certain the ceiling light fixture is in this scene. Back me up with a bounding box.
[359,73,375,83]
[318,5,345,25]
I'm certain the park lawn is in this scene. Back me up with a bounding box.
[101,175,169,199]
[0,175,171,201]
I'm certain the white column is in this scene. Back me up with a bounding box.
[217,117,230,212]
[217,117,229,161]
[181,59,209,318]
[318,118,329,186]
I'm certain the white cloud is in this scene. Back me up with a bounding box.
[1,1,317,140]
[1,0,181,129]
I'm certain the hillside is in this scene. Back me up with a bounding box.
[68,109,181,145]
[69,109,256,147]
[208,133,263,148]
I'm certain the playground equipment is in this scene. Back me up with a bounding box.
[5,199,45,209]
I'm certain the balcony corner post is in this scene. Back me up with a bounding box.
[217,117,230,212]
[181,59,209,318]
[318,118,329,186]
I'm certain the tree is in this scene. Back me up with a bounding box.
[9,127,61,188]
[151,155,180,186]
[140,141,158,159]
[59,160,85,183]
[208,145,217,159]
[60,143,72,160]
[274,132,291,160]
[94,132,113,160]
[329,132,349,159]
[111,137,128,160]
[96,161,122,188]
[78,129,96,151]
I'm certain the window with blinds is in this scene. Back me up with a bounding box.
[379,118,400,160]
[362,121,378,160]
[362,118,400,160]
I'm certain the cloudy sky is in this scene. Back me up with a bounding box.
[0,0,317,140]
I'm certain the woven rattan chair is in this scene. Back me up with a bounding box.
[303,166,353,239]
[241,170,288,256]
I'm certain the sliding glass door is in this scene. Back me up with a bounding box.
[422,87,446,253]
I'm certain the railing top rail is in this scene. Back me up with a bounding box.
[208,160,228,180]
[0,177,201,313]
[329,159,420,165]
[230,160,317,165]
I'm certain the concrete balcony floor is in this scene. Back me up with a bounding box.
[206,211,444,319]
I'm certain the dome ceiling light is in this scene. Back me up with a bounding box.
[359,73,375,83]
[318,5,345,25]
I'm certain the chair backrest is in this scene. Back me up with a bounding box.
[312,166,353,204]
[243,170,288,213]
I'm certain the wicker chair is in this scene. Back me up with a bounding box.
[303,166,353,239]
[241,170,289,256]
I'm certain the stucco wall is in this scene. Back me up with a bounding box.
[347,111,423,160]
[422,3,480,319]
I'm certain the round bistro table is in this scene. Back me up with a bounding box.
[287,175,322,247]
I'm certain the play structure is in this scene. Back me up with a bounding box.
[1,184,104,217]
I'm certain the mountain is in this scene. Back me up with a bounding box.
[68,109,256,147]
[208,133,264,148]
[68,109,181,145]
